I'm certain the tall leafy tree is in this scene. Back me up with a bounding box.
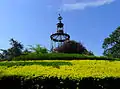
[0,49,8,59]
[102,26,120,58]
[8,38,24,56]
[0,38,24,60]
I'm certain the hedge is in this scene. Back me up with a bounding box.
[12,53,118,61]
[0,76,120,89]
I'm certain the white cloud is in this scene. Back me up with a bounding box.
[60,0,115,11]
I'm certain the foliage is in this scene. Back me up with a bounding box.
[54,40,92,55]
[0,38,24,60]
[22,48,32,55]
[102,26,120,58]
[0,49,8,59]
[83,50,94,56]
[1,60,120,79]
[0,76,120,89]
[0,60,120,88]
[0,39,49,60]
[28,44,48,54]
[12,53,116,61]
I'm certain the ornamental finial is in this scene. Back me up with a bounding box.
[58,14,63,21]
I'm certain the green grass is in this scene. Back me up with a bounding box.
[0,60,120,80]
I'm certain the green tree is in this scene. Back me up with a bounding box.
[9,38,23,56]
[102,26,120,58]
[0,49,8,59]
[28,44,48,54]
[0,38,24,60]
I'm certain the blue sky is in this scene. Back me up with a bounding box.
[0,0,120,56]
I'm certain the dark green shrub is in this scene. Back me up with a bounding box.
[12,53,116,61]
[0,76,120,89]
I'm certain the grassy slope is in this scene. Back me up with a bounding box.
[0,60,120,80]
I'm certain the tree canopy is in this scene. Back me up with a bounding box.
[0,38,24,60]
[54,40,94,55]
[28,44,48,54]
[102,26,120,58]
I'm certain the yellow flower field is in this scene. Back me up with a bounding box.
[0,60,120,80]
